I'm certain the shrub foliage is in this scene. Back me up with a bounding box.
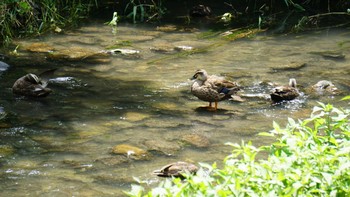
[126,102,350,196]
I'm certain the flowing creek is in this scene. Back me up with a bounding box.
[0,22,349,196]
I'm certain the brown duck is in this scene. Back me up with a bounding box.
[190,69,240,110]
[270,78,299,103]
[12,69,56,97]
[153,161,198,179]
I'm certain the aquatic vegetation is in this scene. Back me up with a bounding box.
[126,100,350,196]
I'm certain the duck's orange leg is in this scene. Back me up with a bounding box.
[205,101,217,111]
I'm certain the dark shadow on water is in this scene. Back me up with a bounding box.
[194,106,230,114]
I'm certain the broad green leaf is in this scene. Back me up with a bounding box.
[341,95,350,101]
[273,121,281,132]
[258,132,274,137]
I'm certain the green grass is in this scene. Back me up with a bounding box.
[0,0,93,46]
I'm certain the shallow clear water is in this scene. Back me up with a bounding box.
[0,22,349,196]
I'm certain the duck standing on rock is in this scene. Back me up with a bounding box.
[190,69,240,111]
[270,78,299,103]
[12,69,56,97]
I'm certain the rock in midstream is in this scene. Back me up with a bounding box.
[111,144,152,161]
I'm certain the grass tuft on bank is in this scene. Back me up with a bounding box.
[0,0,94,46]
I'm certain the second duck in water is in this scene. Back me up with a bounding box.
[190,69,240,111]
[270,78,299,103]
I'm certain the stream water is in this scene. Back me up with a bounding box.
[0,22,349,196]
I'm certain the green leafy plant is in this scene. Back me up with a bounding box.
[126,100,350,196]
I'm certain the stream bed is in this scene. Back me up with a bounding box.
[0,22,349,196]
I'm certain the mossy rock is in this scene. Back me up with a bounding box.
[25,43,55,53]
[124,112,150,122]
[111,144,152,160]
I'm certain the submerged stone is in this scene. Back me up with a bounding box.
[150,45,175,54]
[111,144,151,160]
[310,51,345,60]
[95,156,129,166]
[270,62,307,72]
[62,160,94,171]
[182,133,210,148]
[152,102,179,110]
[0,145,15,158]
[124,112,150,122]
[142,139,181,156]
[156,25,178,32]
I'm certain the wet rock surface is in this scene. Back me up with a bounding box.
[95,155,129,166]
[0,61,10,72]
[47,47,110,63]
[310,51,345,60]
[182,133,210,148]
[111,144,152,161]
[25,43,55,53]
[270,62,307,72]
[142,139,182,156]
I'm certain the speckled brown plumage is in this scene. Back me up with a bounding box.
[270,78,299,103]
[190,69,240,110]
[12,73,52,97]
[153,161,198,179]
